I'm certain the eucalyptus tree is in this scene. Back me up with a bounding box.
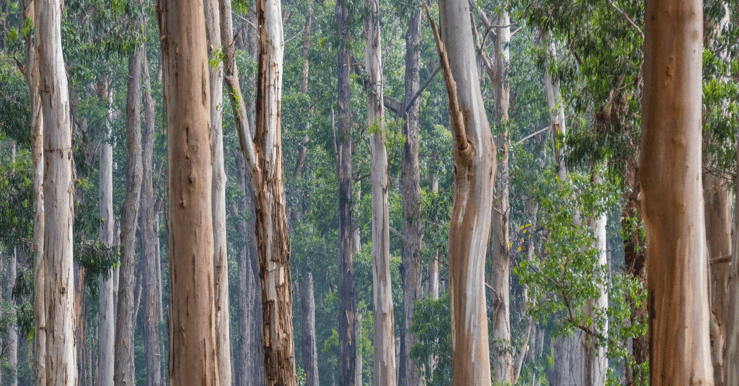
[157,0,220,382]
[38,0,76,383]
[204,0,232,383]
[114,16,144,384]
[335,0,356,383]
[640,0,712,383]
[219,0,297,383]
[428,1,496,383]
[363,0,396,384]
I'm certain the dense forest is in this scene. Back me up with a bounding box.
[0,0,734,384]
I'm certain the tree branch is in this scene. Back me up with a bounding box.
[424,4,469,154]
[384,96,402,116]
[606,0,644,41]
[514,126,550,146]
[403,65,441,114]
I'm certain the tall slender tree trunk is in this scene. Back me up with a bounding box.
[204,1,232,383]
[157,0,220,383]
[589,206,608,385]
[727,103,739,385]
[75,261,87,386]
[336,0,356,384]
[363,0,397,384]
[489,10,512,385]
[38,0,76,383]
[140,48,162,386]
[399,10,422,386]
[26,0,45,383]
[220,0,297,383]
[114,37,144,386]
[703,171,730,386]
[7,248,17,386]
[430,3,496,384]
[641,0,713,382]
[98,74,116,386]
[300,273,319,386]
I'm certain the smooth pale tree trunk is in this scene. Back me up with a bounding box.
[204,1,232,383]
[399,10,422,386]
[220,0,297,383]
[363,0,396,384]
[25,1,45,384]
[703,173,731,386]
[590,208,608,384]
[488,10,513,385]
[426,166,439,377]
[300,273,319,386]
[140,48,162,386]
[114,38,144,386]
[546,335,585,386]
[430,3,496,384]
[74,261,87,386]
[335,0,356,384]
[38,0,76,383]
[8,248,17,386]
[157,0,220,383]
[542,39,568,180]
[98,74,116,386]
[641,0,713,383]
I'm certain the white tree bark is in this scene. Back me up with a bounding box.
[38,0,76,383]
[590,211,608,385]
[98,76,116,386]
[7,248,17,386]
[364,0,396,384]
[432,2,496,384]
[204,0,232,383]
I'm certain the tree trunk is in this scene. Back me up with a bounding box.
[140,47,162,386]
[220,0,297,383]
[431,3,496,384]
[547,334,586,386]
[204,1,232,383]
[300,273,319,386]
[489,10,513,385]
[363,0,397,384]
[727,120,739,384]
[75,261,87,386]
[336,0,356,384]
[234,149,265,386]
[38,0,76,383]
[98,73,116,386]
[400,10,422,386]
[356,311,363,385]
[704,172,731,386]
[7,248,17,386]
[157,0,220,383]
[114,37,144,386]
[26,0,46,384]
[641,0,713,382]
[542,39,568,180]
[589,208,608,384]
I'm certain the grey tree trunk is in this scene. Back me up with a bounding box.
[140,47,162,386]
[400,10,422,386]
[98,73,116,386]
[114,38,144,386]
[300,273,319,386]
[204,1,232,383]
[38,0,76,383]
[363,0,397,384]
[336,0,356,384]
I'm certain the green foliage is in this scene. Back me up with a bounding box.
[409,292,452,386]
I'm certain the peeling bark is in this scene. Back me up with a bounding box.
[429,3,496,384]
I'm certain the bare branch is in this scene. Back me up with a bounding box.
[606,0,644,41]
